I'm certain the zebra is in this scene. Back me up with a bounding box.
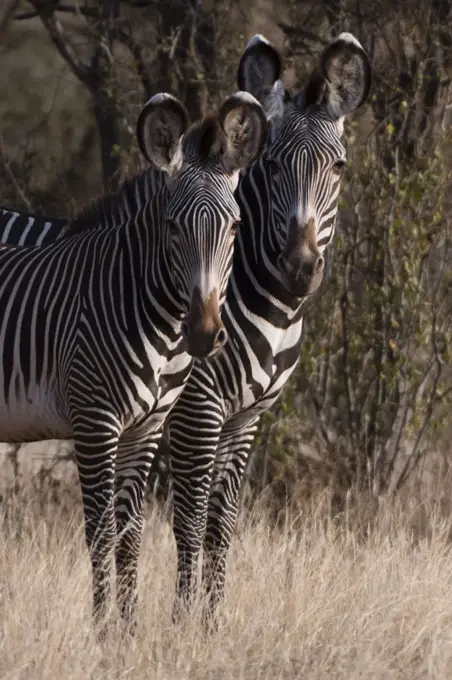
[166,32,372,622]
[0,33,371,624]
[0,90,267,631]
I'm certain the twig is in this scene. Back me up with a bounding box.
[28,1,98,89]
[0,133,33,212]
[0,0,20,37]
[15,3,100,20]
[394,307,445,491]
[277,22,328,47]
[13,9,39,21]
[116,25,153,98]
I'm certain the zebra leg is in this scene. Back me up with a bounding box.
[169,392,224,621]
[202,420,258,622]
[114,432,160,633]
[73,429,119,630]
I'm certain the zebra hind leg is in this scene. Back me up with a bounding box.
[202,422,257,626]
[114,433,159,635]
[74,432,118,636]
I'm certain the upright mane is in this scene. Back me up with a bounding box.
[182,114,224,161]
[61,171,157,239]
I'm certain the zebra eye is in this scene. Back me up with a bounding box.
[267,159,282,181]
[230,219,240,236]
[166,219,179,237]
[333,159,346,175]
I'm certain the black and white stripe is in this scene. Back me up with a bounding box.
[0,34,371,624]
[0,91,267,631]
[0,207,67,245]
[167,33,371,621]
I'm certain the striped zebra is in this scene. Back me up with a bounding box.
[0,90,267,631]
[167,32,371,623]
[0,33,371,625]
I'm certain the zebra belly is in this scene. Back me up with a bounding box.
[0,385,70,442]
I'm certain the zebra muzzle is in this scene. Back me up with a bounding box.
[181,287,227,359]
[278,217,325,297]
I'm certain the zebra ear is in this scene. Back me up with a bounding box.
[304,33,371,120]
[218,92,268,173]
[136,93,190,173]
[237,34,286,125]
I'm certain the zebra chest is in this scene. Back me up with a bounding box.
[123,350,192,431]
[226,316,304,414]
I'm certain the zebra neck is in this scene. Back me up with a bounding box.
[79,190,184,338]
[234,161,305,322]
[124,189,184,328]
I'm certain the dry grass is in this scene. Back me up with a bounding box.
[1,495,452,680]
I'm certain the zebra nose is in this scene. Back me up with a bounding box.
[277,254,324,278]
[181,320,227,358]
[182,286,227,358]
[305,255,324,276]
[277,252,325,297]
[277,254,289,274]
[277,254,297,277]
[215,327,228,349]
[303,255,325,280]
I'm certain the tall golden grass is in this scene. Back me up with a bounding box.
[1,490,452,679]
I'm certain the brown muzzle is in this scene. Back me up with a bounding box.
[181,287,227,359]
[277,216,325,297]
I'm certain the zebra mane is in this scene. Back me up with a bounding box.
[182,114,224,160]
[63,171,156,238]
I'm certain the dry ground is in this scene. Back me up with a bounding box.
[0,495,452,679]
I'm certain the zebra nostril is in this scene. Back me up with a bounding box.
[215,328,227,347]
[315,256,325,273]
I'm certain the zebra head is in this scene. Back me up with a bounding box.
[238,33,371,297]
[136,92,267,358]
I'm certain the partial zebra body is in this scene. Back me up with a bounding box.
[0,207,67,245]
[168,33,372,623]
[0,217,190,443]
[0,90,268,634]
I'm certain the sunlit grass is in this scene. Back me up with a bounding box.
[1,494,452,679]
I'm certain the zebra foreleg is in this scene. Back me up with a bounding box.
[169,398,224,622]
[202,421,258,623]
[73,429,118,633]
[171,444,218,622]
[114,432,159,633]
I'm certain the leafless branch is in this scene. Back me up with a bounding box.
[0,0,20,38]
[29,3,97,88]
[339,288,357,451]
[394,307,445,491]
[48,3,100,19]
[0,134,33,212]
[116,25,153,98]
[13,8,39,21]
